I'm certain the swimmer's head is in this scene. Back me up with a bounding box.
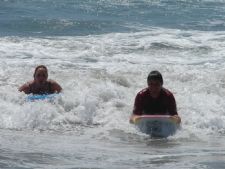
[147,70,163,98]
[147,70,163,85]
[33,65,48,84]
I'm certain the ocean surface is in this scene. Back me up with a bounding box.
[0,0,225,168]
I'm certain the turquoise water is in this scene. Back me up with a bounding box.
[1,0,225,36]
[0,0,225,169]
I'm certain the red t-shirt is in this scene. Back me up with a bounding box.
[133,87,177,116]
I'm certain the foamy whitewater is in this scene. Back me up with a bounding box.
[0,0,225,169]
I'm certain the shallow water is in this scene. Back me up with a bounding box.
[0,0,225,169]
[1,129,225,169]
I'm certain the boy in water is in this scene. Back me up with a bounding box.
[132,70,181,121]
[19,65,62,94]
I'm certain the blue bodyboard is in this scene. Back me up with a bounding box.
[26,93,59,102]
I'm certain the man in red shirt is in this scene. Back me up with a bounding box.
[132,71,180,121]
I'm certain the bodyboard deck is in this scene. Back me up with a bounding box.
[130,115,181,138]
[26,93,59,102]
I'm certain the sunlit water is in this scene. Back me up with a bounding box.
[0,0,225,168]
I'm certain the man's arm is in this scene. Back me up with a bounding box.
[50,80,62,93]
[18,83,30,94]
[133,93,144,115]
[167,93,178,116]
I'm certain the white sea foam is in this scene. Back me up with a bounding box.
[0,28,225,141]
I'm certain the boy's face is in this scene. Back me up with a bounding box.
[148,80,162,97]
[34,68,48,84]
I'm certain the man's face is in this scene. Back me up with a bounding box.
[148,80,162,97]
[34,68,48,84]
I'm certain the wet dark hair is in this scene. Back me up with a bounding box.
[33,65,48,78]
[147,70,163,85]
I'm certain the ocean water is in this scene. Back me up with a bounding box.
[0,0,225,168]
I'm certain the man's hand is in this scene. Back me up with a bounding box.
[171,115,181,124]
